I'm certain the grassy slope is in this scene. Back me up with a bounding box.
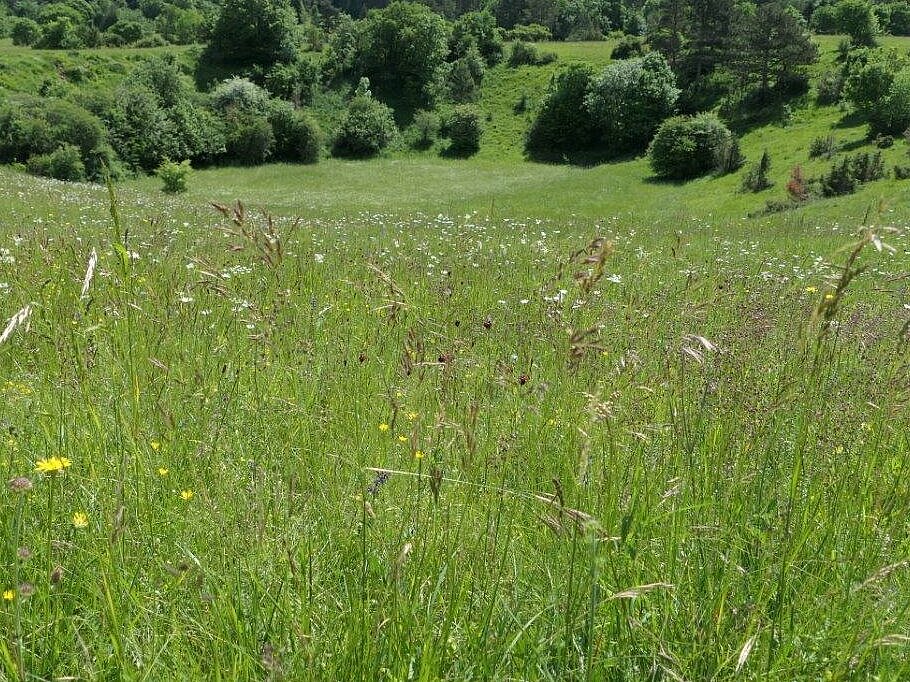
[1,36,909,225]
[0,38,197,94]
[144,36,910,223]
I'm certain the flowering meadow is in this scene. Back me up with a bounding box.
[1,169,910,679]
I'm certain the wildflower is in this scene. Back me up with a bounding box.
[805,286,817,294]
[17,583,34,598]
[157,467,169,477]
[35,456,71,474]
[2,589,13,601]
[406,412,418,422]
[824,293,835,301]
[150,441,161,452]
[180,489,194,501]
[7,476,32,492]
[72,512,88,529]
[378,423,390,433]
[414,450,425,460]
[397,435,408,443]
[17,547,31,560]
[367,470,391,496]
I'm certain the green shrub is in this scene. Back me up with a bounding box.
[525,64,597,159]
[450,11,503,66]
[322,14,356,83]
[894,164,910,179]
[742,150,773,192]
[586,52,680,155]
[503,24,552,42]
[837,0,880,46]
[263,57,321,105]
[876,134,894,148]
[507,41,557,67]
[887,2,910,34]
[105,18,153,45]
[821,157,857,196]
[353,1,449,108]
[447,49,484,103]
[850,150,885,181]
[715,136,744,174]
[225,115,275,165]
[879,67,910,134]
[648,113,737,180]
[819,151,884,196]
[266,102,321,163]
[844,48,909,132]
[811,5,840,33]
[332,80,397,158]
[26,144,86,181]
[444,105,483,157]
[816,70,845,104]
[10,17,42,46]
[211,78,271,115]
[809,135,838,159]
[611,35,645,60]
[204,0,298,69]
[37,17,85,49]
[410,109,440,149]
[0,97,108,178]
[109,86,168,171]
[157,159,191,193]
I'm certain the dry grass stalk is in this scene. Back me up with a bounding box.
[735,634,758,673]
[211,201,299,269]
[607,582,674,600]
[0,304,33,345]
[80,248,98,300]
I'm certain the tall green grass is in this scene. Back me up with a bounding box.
[0,167,909,679]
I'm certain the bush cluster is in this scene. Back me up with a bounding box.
[741,150,773,192]
[0,96,113,181]
[820,151,885,196]
[444,105,483,157]
[503,23,552,42]
[333,80,397,158]
[508,42,558,67]
[647,113,739,180]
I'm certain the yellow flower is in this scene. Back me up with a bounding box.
[406,412,418,422]
[414,450,425,460]
[150,441,161,452]
[2,589,13,601]
[397,435,408,443]
[378,423,390,433]
[35,456,72,474]
[157,467,169,477]
[805,286,817,294]
[824,293,835,301]
[180,489,194,501]
[72,512,88,529]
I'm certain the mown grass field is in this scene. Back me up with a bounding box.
[2,35,910,681]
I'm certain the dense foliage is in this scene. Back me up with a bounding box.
[524,63,597,159]
[333,79,398,157]
[443,104,483,156]
[648,113,738,179]
[352,1,450,108]
[586,52,680,155]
